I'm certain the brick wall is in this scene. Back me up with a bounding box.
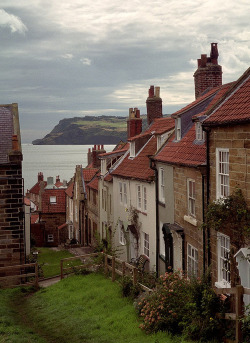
[173,165,205,275]
[40,212,66,246]
[146,85,162,125]
[0,160,24,268]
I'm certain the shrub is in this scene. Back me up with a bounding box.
[241,305,250,343]
[121,276,141,299]
[138,270,226,342]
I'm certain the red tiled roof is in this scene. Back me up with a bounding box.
[55,181,63,187]
[154,125,206,167]
[111,136,157,181]
[99,144,129,157]
[58,222,67,230]
[82,168,99,183]
[129,117,175,141]
[65,181,74,197]
[29,181,47,195]
[203,68,250,126]
[31,214,39,224]
[88,175,99,191]
[104,173,113,182]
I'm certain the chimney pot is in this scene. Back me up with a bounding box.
[201,54,207,67]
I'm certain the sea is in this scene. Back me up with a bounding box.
[22,144,116,192]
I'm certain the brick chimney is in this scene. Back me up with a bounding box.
[91,145,106,168]
[146,85,162,125]
[127,107,142,139]
[193,43,222,99]
[38,172,44,182]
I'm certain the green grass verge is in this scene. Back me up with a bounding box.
[37,247,81,278]
[0,274,191,343]
[75,120,127,128]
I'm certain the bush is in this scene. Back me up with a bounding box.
[241,305,250,343]
[121,276,141,299]
[138,270,225,342]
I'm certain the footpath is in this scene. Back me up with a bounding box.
[39,245,94,288]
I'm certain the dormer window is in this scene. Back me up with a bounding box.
[196,122,205,141]
[175,118,181,141]
[130,141,135,158]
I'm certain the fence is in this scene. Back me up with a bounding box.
[215,285,250,343]
[0,262,39,288]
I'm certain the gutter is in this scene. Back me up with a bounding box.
[149,157,159,278]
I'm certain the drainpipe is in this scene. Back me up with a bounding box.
[203,127,211,271]
[149,158,159,278]
[202,174,206,274]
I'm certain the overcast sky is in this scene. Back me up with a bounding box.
[1,0,249,143]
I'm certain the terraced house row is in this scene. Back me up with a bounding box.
[72,43,249,300]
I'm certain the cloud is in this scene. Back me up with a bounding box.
[0,9,27,34]
[80,58,91,66]
[61,53,73,60]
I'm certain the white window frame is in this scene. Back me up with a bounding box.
[137,185,142,210]
[175,117,181,141]
[50,196,56,204]
[123,183,127,206]
[195,122,205,141]
[187,179,195,217]
[118,220,126,245]
[143,232,149,257]
[187,243,198,278]
[216,232,231,288]
[75,206,78,222]
[119,182,123,204]
[143,186,147,212]
[130,141,135,158]
[216,148,229,199]
[159,168,165,204]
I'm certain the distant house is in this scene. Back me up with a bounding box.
[29,175,68,247]
[0,103,24,268]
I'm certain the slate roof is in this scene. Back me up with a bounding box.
[0,106,13,164]
[111,137,156,181]
[154,125,206,167]
[128,117,175,141]
[203,68,250,126]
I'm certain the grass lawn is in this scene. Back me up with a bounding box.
[37,247,81,278]
[0,274,191,343]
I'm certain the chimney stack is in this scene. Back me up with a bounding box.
[146,85,162,125]
[38,172,44,182]
[127,107,142,139]
[193,43,222,99]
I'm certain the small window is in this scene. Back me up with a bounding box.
[216,148,229,199]
[119,220,126,245]
[143,186,147,212]
[159,168,165,203]
[187,244,198,277]
[48,234,54,242]
[123,183,127,206]
[175,118,181,141]
[217,233,230,287]
[143,232,149,257]
[119,182,123,204]
[196,122,205,141]
[137,185,142,209]
[187,179,195,217]
[50,196,56,204]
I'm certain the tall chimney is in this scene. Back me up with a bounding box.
[38,172,44,182]
[193,43,222,99]
[127,107,142,139]
[146,85,162,125]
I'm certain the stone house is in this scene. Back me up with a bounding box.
[0,103,24,269]
[202,67,250,290]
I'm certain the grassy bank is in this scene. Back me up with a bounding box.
[37,247,81,278]
[0,274,190,343]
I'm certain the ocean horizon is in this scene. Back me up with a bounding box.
[22,144,116,192]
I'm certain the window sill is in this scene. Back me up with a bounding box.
[184,215,197,226]
[215,281,231,289]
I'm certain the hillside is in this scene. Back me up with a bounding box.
[32,115,143,145]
